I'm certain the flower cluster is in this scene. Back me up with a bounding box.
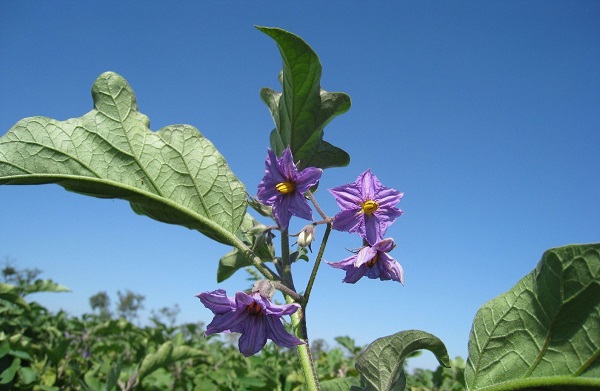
[327,169,405,284]
[198,148,405,357]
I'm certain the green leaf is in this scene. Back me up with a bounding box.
[217,212,274,282]
[356,330,450,391]
[0,72,246,245]
[257,26,351,170]
[0,283,30,310]
[0,357,20,385]
[137,341,204,381]
[22,279,70,295]
[320,376,362,391]
[465,243,600,391]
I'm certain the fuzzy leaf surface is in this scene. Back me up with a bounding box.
[0,72,246,244]
[257,26,350,170]
[465,243,600,391]
[356,330,450,391]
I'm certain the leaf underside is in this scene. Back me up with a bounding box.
[257,26,351,170]
[465,243,600,391]
[0,72,246,245]
[355,329,450,391]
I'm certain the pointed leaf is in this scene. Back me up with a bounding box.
[138,341,205,381]
[257,26,350,170]
[0,72,246,245]
[465,243,600,391]
[22,279,70,295]
[356,330,450,391]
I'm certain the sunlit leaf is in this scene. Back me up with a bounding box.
[257,26,350,170]
[0,72,246,245]
[465,243,600,391]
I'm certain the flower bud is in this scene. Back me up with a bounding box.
[297,224,316,250]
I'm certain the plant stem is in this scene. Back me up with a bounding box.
[280,228,296,290]
[303,222,331,305]
[286,296,320,391]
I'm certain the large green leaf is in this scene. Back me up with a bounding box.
[355,330,450,391]
[257,26,351,170]
[0,72,246,244]
[465,243,600,391]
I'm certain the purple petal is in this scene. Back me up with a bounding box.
[357,170,381,200]
[326,254,358,269]
[288,193,313,221]
[237,316,268,356]
[271,195,293,228]
[197,289,235,314]
[332,209,363,233]
[295,166,322,192]
[372,252,404,284]
[373,238,395,253]
[364,214,382,244]
[279,147,297,179]
[260,299,301,317]
[205,309,248,335]
[342,264,369,283]
[376,188,404,208]
[265,315,305,348]
[354,246,378,267]
[329,184,363,209]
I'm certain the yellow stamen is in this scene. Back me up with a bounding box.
[362,200,379,215]
[276,181,295,194]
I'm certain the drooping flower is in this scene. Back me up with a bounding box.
[326,238,404,284]
[257,147,323,229]
[329,169,403,244]
[196,289,305,357]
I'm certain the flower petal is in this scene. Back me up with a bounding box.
[197,289,235,314]
[364,214,382,244]
[328,184,363,209]
[332,209,363,233]
[288,193,313,221]
[205,309,248,335]
[265,315,305,348]
[342,264,369,283]
[354,246,378,267]
[237,316,268,356]
[295,166,322,192]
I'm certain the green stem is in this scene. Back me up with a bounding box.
[303,222,331,305]
[286,296,320,391]
[229,234,281,283]
[280,228,296,290]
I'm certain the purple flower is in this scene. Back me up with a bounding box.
[327,238,404,284]
[196,289,305,356]
[329,169,403,244]
[257,147,322,229]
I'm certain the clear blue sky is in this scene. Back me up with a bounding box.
[1,2,599,370]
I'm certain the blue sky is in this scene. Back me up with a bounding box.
[1,2,599,370]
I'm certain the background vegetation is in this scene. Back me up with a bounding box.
[0,264,465,390]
